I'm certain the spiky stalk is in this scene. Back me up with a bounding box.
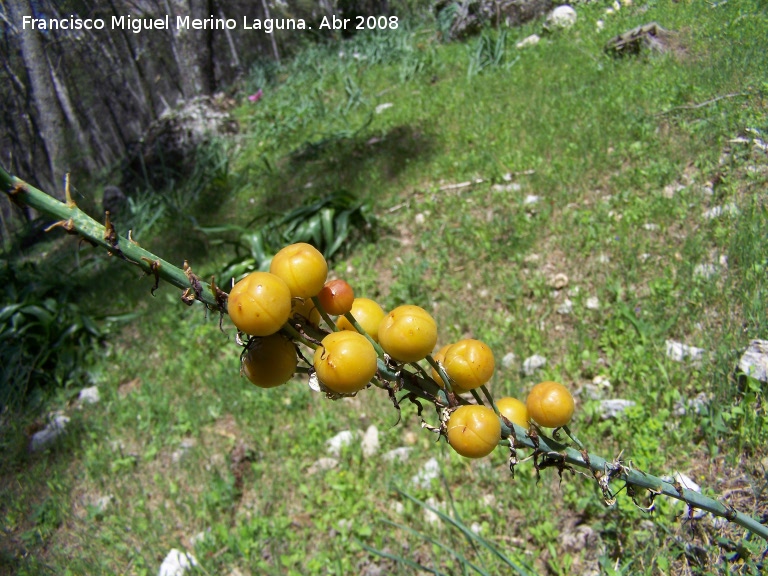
[2,166,766,543]
[0,167,223,310]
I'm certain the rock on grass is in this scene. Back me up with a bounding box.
[738,339,768,383]
[158,549,197,576]
[523,355,547,376]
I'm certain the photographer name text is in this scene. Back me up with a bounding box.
[21,14,399,34]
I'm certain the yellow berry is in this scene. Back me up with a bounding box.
[314,331,378,394]
[431,343,470,394]
[337,298,386,342]
[292,298,321,326]
[228,272,292,336]
[442,339,495,392]
[496,397,529,428]
[526,381,575,428]
[269,243,328,299]
[242,334,297,388]
[378,305,438,363]
[446,405,501,458]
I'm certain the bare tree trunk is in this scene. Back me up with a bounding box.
[106,0,158,121]
[261,0,281,65]
[2,103,35,187]
[46,53,97,172]
[218,2,241,74]
[1,55,26,97]
[165,0,216,99]
[0,49,40,184]
[102,96,130,154]
[6,0,68,197]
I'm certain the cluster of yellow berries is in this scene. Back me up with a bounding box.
[228,242,575,459]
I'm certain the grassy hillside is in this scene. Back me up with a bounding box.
[2,0,767,574]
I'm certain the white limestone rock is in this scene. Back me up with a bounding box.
[158,549,198,576]
[703,204,739,219]
[522,355,547,376]
[549,273,569,290]
[30,414,70,452]
[516,34,540,49]
[665,340,706,366]
[308,457,339,474]
[326,430,356,456]
[361,425,380,459]
[556,299,573,315]
[382,447,413,463]
[599,399,636,420]
[501,352,517,369]
[78,386,100,404]
[546,5,577,30]
[411,458,440,489]
[738,339,768,383]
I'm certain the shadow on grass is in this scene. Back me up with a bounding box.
[259,123,437,211]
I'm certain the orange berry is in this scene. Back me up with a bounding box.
[317,279,355,315]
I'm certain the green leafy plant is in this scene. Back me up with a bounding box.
[435,2,460,41]
[121,140,231,236]
[200,189,375,285]
[467,29,515,78]
[0,258,103,410]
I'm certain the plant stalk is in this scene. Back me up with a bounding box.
[502,422,767,541]
[2,166,766,543]
[0,168,220,309]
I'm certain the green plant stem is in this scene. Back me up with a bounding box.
[480,385,499,416]
[0,168,221,309]
[311,296,339,332]
[3,165,766,543]
[343,311,385,356]
[281,324,318,350]
[425,354,454,394]
[469,388,484,406]
[501,422,768,542]
[561,424,585,451]
[407,360,432,381]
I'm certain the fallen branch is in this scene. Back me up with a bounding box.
[656,92,749,116]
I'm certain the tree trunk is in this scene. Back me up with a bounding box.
[165,0,216,100]
[106,0,159,121]
[218,3,242,74]
[260,0,281,64]
[46,53,97,172]
[6,0,68,197]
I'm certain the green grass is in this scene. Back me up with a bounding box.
[2,0,768,574]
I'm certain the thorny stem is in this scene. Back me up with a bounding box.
[1,169,222,310]
[502,422,768,543]
[2,166,767,543]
